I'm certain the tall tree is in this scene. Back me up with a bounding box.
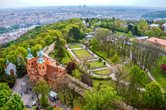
[69,26,82,41]
[83,86,120,110]
[0,83,24,110]
[33,79,50,109]
[143,81,164,109]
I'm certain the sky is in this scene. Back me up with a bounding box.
[0,0,166,8]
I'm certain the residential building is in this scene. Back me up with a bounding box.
[162,23,166,32]
[149,24,160,29]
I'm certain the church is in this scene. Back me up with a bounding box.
[26,47,66,88]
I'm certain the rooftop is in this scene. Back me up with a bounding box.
[146,37,166,47]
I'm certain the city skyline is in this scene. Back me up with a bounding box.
[1,0,166,8]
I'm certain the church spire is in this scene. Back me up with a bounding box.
[6,59,9,65]
[27,47,34,60]
[37,49,45,64]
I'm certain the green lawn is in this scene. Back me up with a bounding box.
[93,79,116,89]
[69,44,82,49]
[93,69,112,75]
[73,49,93,59]
[61,53,72,64]
[88,61,105,69]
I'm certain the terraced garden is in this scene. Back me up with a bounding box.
[69,44,82,49]
[88,61,106,69]
[93,69,112,75]
[72,49,94,59]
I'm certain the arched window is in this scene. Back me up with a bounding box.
[43,66,44,69]
[39,66,41,69]
[31,62,33,66]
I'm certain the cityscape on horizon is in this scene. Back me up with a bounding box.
[1,0,166,8]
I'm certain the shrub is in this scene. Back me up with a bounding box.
[66,62,76,75]
[160,64,166,73]
[99,58,102,62]
[103,62,106,65]
[0,75,16,88]
[81,74,93,87]
[111,53,119,64]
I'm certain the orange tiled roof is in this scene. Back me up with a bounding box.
[147,37,166,47]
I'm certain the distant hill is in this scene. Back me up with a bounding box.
[142,10,166,19]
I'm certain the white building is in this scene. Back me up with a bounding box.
[149,24,160,28]
[162,23,166,32]
[5,60,17,76]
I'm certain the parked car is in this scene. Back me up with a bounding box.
[32,100,37,106]
[49,91,58,102]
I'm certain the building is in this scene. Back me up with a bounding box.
[135,36,149,40]
[5,60,17,76]
[146,37,166,49]
[149,24,160,29]
[26,48,66,88]
[162,23,166,32]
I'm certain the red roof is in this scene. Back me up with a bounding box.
[147,37,166,47]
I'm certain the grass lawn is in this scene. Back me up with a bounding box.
[88,61,105,69]
[69,44,82,49]
[61,53,72,64]
[93,69,112,75]
[73,49,93,59]
[93,79,116,89]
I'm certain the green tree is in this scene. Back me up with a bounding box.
[0,58,5,74]
[0,75,16,88]
[111,53,119,64]
[129,65,148,87]
[137,19,149,35]
[83,86,120,110]
[143,81,164,109]
[33,79,50,109]
[0,83,24,110]
[90,38,98,50]
[31,44,42,56]
[148,27,163,37]
[69,26,82,41]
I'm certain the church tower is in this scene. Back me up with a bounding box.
[26,47,34,69]
[37,50,47,76]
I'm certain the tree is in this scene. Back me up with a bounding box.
[95,28,111,43]
[83,86,120,110]
[143,81,164,109]
[16,55,26,78]
[33,79,50,109]
[54,36,66,61]
[129,65,148,87]
[124,65,149,108]
[0,83,24,110]
[111,53,119,64]
[90,38,98,50]
[66,62,76,75]
[0,75,16,88]
[31,44,42,56]
[69,26,82,41]
[137,19,148,35]
[0,58,5,74]
[161,64,166,73]
[148,27,163,37]
[81,74,93,87]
